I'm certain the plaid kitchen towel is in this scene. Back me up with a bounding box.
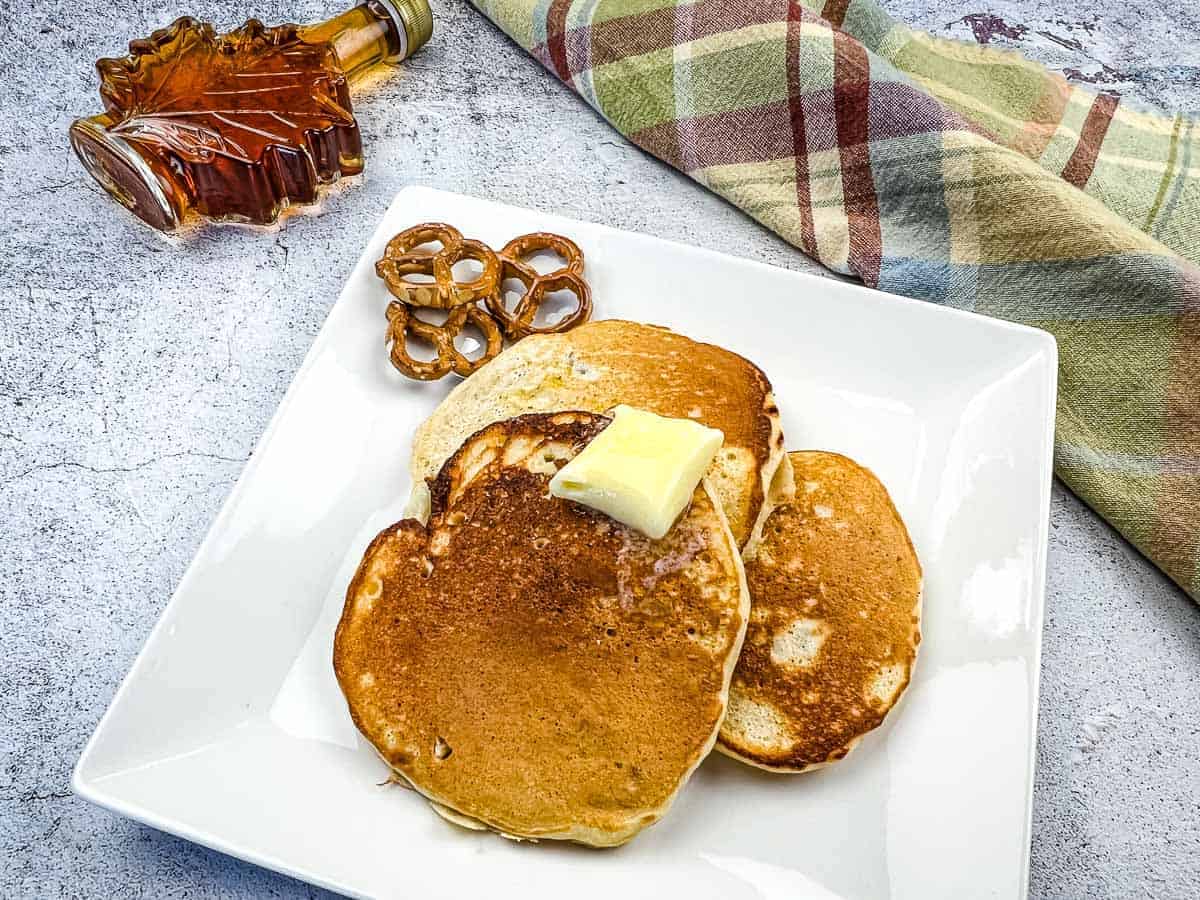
[473,0,1200,599]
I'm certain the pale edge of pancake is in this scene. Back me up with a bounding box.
[740,399,792,561]
[715,579,924,774]
[368,477,752,846]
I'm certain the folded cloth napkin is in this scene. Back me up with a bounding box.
[472,0,1200,600]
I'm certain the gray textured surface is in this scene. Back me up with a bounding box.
[2,0,1198,897]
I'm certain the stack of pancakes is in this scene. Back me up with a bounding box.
[334,320,922,845]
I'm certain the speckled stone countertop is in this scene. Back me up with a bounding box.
[2,0,1198,897]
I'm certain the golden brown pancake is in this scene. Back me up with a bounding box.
[718,451,922,772]
[408,320,788,551]
[335,412,749,845]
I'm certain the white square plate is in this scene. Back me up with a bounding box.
[75,187,1056,900]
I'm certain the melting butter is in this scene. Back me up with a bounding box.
[549,405,724,540]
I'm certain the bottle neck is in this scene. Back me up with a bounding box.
[299,1,407,82]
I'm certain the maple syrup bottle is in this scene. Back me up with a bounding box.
[69,0,432,232]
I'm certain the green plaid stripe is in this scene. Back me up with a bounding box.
[473,0,1200,599]
[876,18,1200,263]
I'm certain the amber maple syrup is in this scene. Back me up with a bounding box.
[70,0,432,231]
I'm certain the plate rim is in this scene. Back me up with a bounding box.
[73,184,1059,900]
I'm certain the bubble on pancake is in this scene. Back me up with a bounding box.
[769,617,830,669]
[725,693,792,752]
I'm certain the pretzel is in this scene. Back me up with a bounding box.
[376,223,500,310]
[485,232,592,340]
[385,300,503,380]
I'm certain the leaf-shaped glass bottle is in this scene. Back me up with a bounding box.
[69,0,432,232]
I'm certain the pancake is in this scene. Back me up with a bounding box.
[335,411,749,845]
[407,319,789,551]
[718,451,922,772]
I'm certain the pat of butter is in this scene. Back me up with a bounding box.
[549,405,724,539]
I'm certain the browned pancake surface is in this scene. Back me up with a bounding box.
[335,412,748,843]
[719,451,922,771]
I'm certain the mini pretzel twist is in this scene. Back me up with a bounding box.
[485,232,592,340]
[385,301,504,380]
[376,222,500,310]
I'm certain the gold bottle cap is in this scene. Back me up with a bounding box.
[377,0,433,59]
